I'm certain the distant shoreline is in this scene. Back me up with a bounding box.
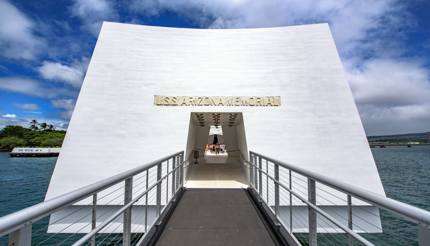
[0,124,65,152]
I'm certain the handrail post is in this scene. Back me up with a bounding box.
[8,222,31,246]
[156,162,162,216]
[123,177,133,246]
[145,170,149,232]
[419,224,430,246]
[179,153,184,186]
[258,156,262,196]
[90,193,97,246]
[176,155,180,189]
[274,163,280,216]
[166,159,170,204]
[254,155,258,191]
[266,160,269,203]
[249,153,254,186]
[289,170,293,232]
[308,178,317,246]
[347,194,353,246]
[172,156,176,193]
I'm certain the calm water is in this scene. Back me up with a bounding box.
[367,146,430,246]
[0,146,429,245]
[0,153,57,217]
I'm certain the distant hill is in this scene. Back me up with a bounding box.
[368,132,430,144]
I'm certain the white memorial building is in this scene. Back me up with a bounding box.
[45,22,385,233]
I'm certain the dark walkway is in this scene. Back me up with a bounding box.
[155,189,279,246]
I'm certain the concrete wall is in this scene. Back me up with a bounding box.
[45,22,384,232]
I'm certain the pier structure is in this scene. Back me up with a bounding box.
[1,23,430,245]
[369,142,430,148]
[9,147,60,157]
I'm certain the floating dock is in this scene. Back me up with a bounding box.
[9,147,60,157]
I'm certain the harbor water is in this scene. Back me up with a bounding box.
[0,146,429,245]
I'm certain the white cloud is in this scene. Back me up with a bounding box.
[71,0,117,36]
[0,116,28,129]
[51,99,75,110]
[2,114,16,118]
[0,78,46,97]
[51,99,76,119]
[0,77,76,98]
[14,103,39,111]
[348,59,430,108]
[130,0,406,56]
[347,58,430,135]
[38,59,88,87]
[355,103,430,135]
[0,1,45,60]
[0,116,68,130]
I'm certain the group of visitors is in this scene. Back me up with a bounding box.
[205,144,226,154]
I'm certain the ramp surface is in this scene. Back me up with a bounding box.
[155,189,279,246]
[185,157,248,189]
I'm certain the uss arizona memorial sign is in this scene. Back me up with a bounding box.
[154,95,281,107]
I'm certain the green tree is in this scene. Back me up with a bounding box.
[40,122,48,131]
[0,125,29,138]
[0,124,66,149]
[30,120,39,131]
[28,136,44,147]
[0,137,26,150]
[40,138,63,147]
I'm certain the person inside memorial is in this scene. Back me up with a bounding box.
[204,125,228,163]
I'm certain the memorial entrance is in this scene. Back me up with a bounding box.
[185,112,248,188]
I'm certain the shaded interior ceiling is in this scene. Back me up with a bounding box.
[192,112,242,127]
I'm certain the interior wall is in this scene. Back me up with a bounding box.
[235,120,248,159]
[235,118,249,180]
[185,116,197,160]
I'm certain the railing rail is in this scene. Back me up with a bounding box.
[245,151,430,246]
[72,160,184,246]
[2,150,430,245]
[0,151,186,246]
[249,151,430,226]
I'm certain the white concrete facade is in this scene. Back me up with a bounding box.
[45,22,385,232]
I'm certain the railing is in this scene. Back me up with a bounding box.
[0,151,186,246]
[246,151,430,246]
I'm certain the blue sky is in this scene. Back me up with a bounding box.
[0,0,429,135]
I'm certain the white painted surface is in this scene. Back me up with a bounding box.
[203,152,229,164]
[45,22,385,232]
[186,157,247,189]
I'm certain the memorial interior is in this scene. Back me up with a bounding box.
[185,112,248,188]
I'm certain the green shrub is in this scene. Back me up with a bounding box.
[0,137,27,151]
[0,125,29,138]
[0,123,66,149]
[40,138,64,147]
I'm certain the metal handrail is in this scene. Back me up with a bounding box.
[249,151,430,227]
[0,151,183,237]
[72,162,185,246]
[246,161,373,246]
